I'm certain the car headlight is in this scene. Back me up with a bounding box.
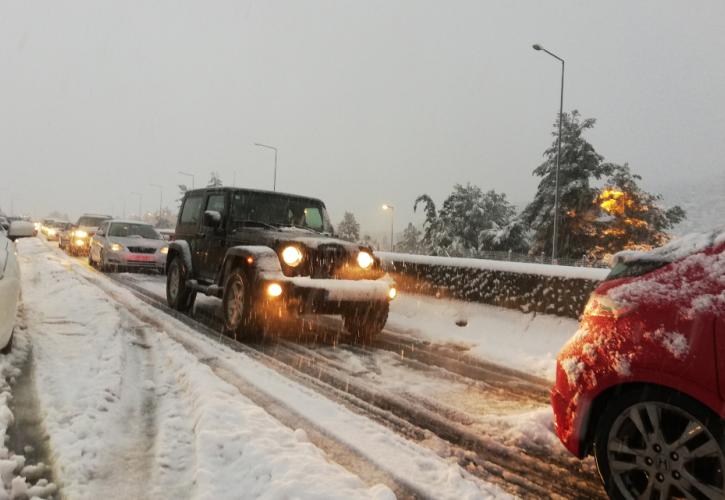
[281,245,303,267]
[75,230,88,238]
[357,251,374,269]
[111,243,124,252]
[160,246,169,255]
[48,229,56,235]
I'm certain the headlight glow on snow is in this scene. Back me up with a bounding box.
[160,246,169,255]
[357,251,374,269]
[75,230,88,238]
[111,243,124,252]
[281,246,303,267]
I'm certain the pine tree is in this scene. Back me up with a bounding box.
[589,164,686,259]
[337,212,360,242]
[396,223,422,253]
[207,172,223,188]
[522,110,612,259]
[415,184,527,256]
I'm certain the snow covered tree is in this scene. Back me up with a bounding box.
[415,184,527,256]
[522,110,612,259]
[337,212,360,242]
[207,172,223,188]
[395,223,422,254]
[589,163,686,259]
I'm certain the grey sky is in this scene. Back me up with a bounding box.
[1,1,723,235]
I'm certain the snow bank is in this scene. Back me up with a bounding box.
[0,328,57,499]
[387,294,578,380]
[379,252,609,281]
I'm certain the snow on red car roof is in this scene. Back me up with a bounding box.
[613,227,725,265]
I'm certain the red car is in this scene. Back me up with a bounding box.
[552,229,725,499]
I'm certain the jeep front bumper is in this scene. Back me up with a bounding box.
[259,275,396,314]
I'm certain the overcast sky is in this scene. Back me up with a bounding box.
[1,0,723,235]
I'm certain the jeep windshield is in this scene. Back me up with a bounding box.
[230,191,333,233]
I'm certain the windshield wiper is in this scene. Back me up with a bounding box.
[280,224,320,234]
[236,220,280,231]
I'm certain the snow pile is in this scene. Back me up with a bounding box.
[387,294,578,380]
[0,330,56,499]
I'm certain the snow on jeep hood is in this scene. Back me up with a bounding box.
[613,227,725,265]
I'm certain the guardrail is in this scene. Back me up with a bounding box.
[378,252,610,320]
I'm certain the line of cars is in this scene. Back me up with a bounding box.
[46,213,170,273]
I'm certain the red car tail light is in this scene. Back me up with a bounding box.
[583,293,635,319]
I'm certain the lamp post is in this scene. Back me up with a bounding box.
[382,204,395,252]
[254,142,278,191]
[178,171,195,190]
[131,192,143,221]
[149,184,163,219]
[533,43,565,262]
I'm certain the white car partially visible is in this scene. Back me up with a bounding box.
[0,232,20,352]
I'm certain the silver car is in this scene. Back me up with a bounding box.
[89,220,168,273]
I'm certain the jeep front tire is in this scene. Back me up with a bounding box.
[166,257,196,312]
[222,269,261,340]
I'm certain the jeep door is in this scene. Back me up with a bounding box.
[176,193,206,273]
[199,192,228,281]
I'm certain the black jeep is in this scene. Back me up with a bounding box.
[166,187,396,341]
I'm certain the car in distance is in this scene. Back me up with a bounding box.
[89,220,168,273]
[166,187,396,341]
[551,229,725,499]
[43,220,70,241]
[65,214,112,256]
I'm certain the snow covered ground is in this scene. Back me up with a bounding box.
[387,294,579,380]
[10,238,513,499]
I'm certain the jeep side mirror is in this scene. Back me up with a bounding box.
[203,210,222,228]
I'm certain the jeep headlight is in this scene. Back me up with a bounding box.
[75,230,88,238]
[281,246,303,267]
[111,243,124,252]
[357,251,374,269]
[160,246,169,255]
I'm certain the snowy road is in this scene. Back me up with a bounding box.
[4,238,606,499]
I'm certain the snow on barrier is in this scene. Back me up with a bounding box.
[379,252,610,319]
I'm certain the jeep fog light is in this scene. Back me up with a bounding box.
[388,287,397,300]
[357,251,374,269]
[281,246,303,267]
[267,283,283,298]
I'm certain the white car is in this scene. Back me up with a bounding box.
[0,232,20,352]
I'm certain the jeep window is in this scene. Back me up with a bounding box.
[180,195,203,225]
[230,191,332,233]
[108,223,160,239]
[78,216,109,227]
[206,194,226,217]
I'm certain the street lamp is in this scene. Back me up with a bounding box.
[254,142,278,191]
[533,43,565,262]
[178,171,195,190]
[130,192,143,221]
[149,184,163,218]
[382,204,395,252]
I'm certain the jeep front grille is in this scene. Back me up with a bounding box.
[310,244,347,279]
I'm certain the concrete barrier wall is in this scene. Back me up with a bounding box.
[378,252,609,319]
